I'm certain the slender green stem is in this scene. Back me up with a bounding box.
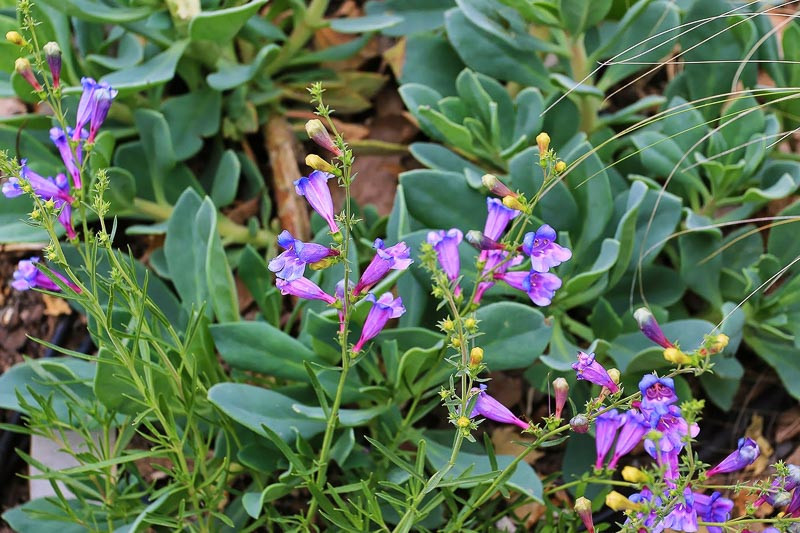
[265,0,329,75]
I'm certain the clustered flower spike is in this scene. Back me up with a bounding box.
[469,384,529,430]
[12,257,79,293]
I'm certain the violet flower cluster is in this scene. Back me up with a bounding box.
[3,77,117,242]
[270,158,411,353]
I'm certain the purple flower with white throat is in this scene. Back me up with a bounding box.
[12,257,79,292]
[521,224,572,272]
[608,410,650,469]
[352,292,405,353]
[594,409,623,469]
[275,277,336,304]
[693,492,733,533]
[661,488,698,532]
[706,437,760,477]
[634,308,674,349]
[295,170,339,234]
[268,230,339,281]
[473,250,523,304]
[50,127,83,189]
[352,239,412,295]
[638,374,678,416]
[469,384,529,430]
[495,269,562,306]
[427,229,463,296]
[483,198,518,241]
[571,351,619,393]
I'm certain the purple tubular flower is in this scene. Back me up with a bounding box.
[469,384,529,430]
[88,83,118,142]
[693,492,733,533]
[353,239,412,294]
[473,251,523,304]
[352,292,405,353]
[12,257,79,292]
[594,409,623,469]
[571,351,619,393]
[521,224,572,273]
[50,127,82,189]
[643,405,699,464]
[661,488,698,532]
[427,229,463,295]
[44,42,61,88]
[495,269,562,306]
[4,162,76,238]
[608,410,650,469]
[275,277,336,304]
[268,230,338,281]
[627,487,662,531]
[465,230,504,252]
[787,487,800,516]
[706,437,760,477]
[74,77,99,139]
[294,170,339,234]
[483,198,518,241]
[756,464,800,506]
[634,308,674,349]
[639,374,678,415]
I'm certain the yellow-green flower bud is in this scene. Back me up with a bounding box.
[6,31,25,46]
[621,466,648,483]
[663,347,690,364]
[554,160,567,173]
[536,132,551,154]
[305,154,335,173]
[605,491,642,512]
[469,347,484,367]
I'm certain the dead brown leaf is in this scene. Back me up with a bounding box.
[746,415,773,476]
[491,426,544,465]
[42,294,71,316]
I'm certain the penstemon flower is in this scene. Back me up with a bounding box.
[294,170,339,234]
[634,308,675,349]
[275,277,336,304]
[352,239,412,295]
[607,410,650,469]
[571,351,619,393]
[427,228,463,296]
[268,230,339,281]
[352,292,405,353]
[43,41,61,88]
[594,409,623,469]
[469,384,529,430]
[521,224,572,273]
[482,198,518,241]
[74,77,117,141]
[661,488,698,532]
[693,491,733,533]
[706,437,760,477]
[12,257,79,292]
[495,269,562,306]
[3,162,76,238]
[50,127,83,189]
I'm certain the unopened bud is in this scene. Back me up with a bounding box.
[442,318,455,332]
[710,333,729,354]
[465,230,504,251]
[553,377,569,419]
[451,336,461,348]
[570,414,589,433]
[305,153,335,173]
[456,415,471,428]
[309,256,338,270]
[554,160,567,173]
[469,347,484,367]
[502,195,526,212]
[464,318,477,331]
[14,57,42,91]
[331,230,343,243]
[481,173,516,198]
[607,368,620,385]
[6,31,25,46]
[663,347,690,365]
[536,132,551,155]
[634,307,674,349]
[621,466,648,483]
[574,497,595,533]
[43,41,61,88]
[305,119,342,157]
[605,491,642,512]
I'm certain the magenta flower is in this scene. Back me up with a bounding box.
[693,492,733,533]
[88,84,117,142]
[44,42,61,88]
[294,170,339,234]
[495,269,562,306]
[427,229,463,295]
[483,198,518,241]
[469,384,528,430]
[521,224,572,272]
[268,230,339,281]
[643,405,699,474]
[594,409,623,469]
[634,308,674,349]
[50,127,84,189]
[608,410,650,469]
[706,437,760,477]
[12,257,79,292]
[787,488,800,516]
[352,292,405,353]
[572,351,619,393]
[352,239,412,294]
[661,488,698,532]
[3,162,76,239]
[275,277,336,304]
[465,230,505,252]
